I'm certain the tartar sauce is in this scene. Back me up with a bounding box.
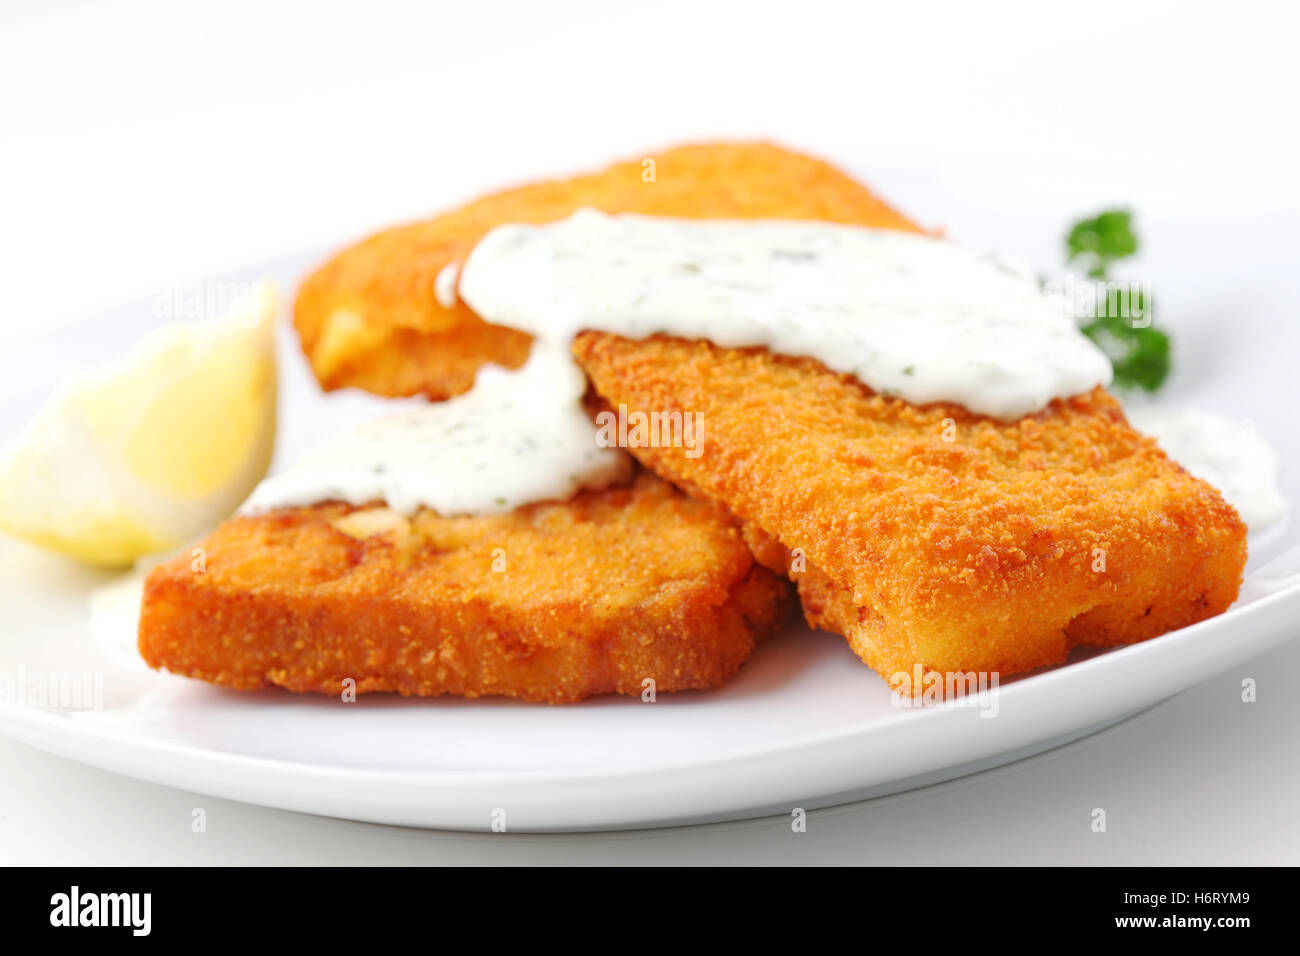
[434,262,460,309]
[248,209,1117,516]
[1127,404,1289,534]
[243,361,631,515]
[459,209,1113,420]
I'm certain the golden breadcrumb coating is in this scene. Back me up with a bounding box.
[139,474,791,703]
[293,141,921,398]
[573,335,1248,689]
[291,140,1248,692]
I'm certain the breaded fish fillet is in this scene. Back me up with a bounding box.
[139,474,791,703]
[294,142,920,398]
[288,140,1247,691]
[573,336,1247,687]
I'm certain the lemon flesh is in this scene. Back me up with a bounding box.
[0,282,278,566]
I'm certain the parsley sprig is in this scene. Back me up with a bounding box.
[1066,209,1172,393]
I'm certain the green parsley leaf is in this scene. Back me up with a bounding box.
[1065,208,1171,393]
[1066,209,1138,279]
[1080,311,1171,392]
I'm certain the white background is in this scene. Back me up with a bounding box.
[2,0,1298,863]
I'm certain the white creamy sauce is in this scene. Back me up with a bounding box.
[249,209,1118,516]
[244,362,631,515]
[434,262,460,309]
[1127,404,1288,534]
[459,209,1113,420]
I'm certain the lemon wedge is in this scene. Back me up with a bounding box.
[0,281,278,566]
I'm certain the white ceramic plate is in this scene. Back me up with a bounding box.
[1,235,1297,832]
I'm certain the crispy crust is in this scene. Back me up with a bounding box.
[291,140,1248,691]
[573,336,1248,688]
[293,142,921,398]
[139,474,792,703]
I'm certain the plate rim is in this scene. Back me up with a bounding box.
[2,570,1297,829]
[1,250,1297,831]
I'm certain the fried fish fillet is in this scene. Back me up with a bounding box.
[294,142,920,398]
[573,337,1247,687]
[139,474,791,703]
[288,140,1247,691]
[145,145,847,702]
